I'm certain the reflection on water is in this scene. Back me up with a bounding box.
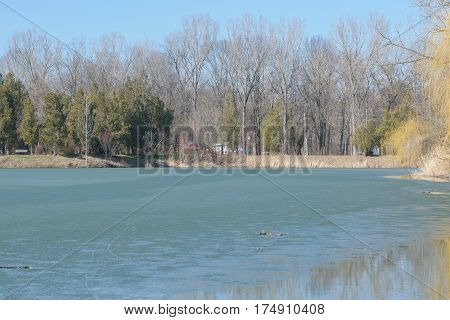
[390,174,450,183]
[185,237,450,299]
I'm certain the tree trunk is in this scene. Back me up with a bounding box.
[282,102,288,154]
[241,105,246,154]
[303,112,308,156]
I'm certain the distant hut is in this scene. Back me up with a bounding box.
[372,145,380,156]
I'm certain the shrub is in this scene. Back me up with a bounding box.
[377,97,414,152]
[353,121,379,155]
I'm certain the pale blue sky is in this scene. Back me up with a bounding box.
[0,0,423,49]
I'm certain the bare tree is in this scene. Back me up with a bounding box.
[208,39,230,107]
[90,33,136,90]
[300,37,337,155]
[55,39,88,96]
[5,30,62,116]
[269,19,303,154]
[335,18,375,155]
[165,15,218,132]
[226,15,271,153]
[133,44,180,114]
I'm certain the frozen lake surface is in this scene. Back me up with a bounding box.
[0,168,449,299]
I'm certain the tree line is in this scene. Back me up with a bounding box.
[0,1,447,159]
[0,74,173,157]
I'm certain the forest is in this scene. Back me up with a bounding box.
[0,1,448,173]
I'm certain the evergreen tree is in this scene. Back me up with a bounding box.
[0,97,15,154]
[66,90,84,149]
[110,78,173,155]
[19,97,39,154]
[66,90,95,155]
[221,89,239,150]
[41,92,68,155]
[0,73,27,153]
[353,121,379,155]
[93,89,130,158]
[262,104,283,153]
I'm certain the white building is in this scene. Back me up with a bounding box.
[213,144,232,155]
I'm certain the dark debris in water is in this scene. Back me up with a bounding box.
[0,265,32,270]
[421,191,450,196]
[259,230,285,237]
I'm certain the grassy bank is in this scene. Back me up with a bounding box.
[0,154,409,169]
[166,154,407,169]
[0,155,127,168]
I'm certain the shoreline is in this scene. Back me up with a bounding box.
[165,154,408,169]
[0,155,127,169]
[3,154,447,182]
[0,154,408,169]
[388,173,450,183]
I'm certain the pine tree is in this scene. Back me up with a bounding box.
[0,98,15,154]
[0,73,27,154]
[67,90,95,157]
[93,91,115,159]
[41,92,67,155]
[221,89,239,150]
[262,104,283,153]
[20,97,38,154]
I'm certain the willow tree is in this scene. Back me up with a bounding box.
[418,14,449,174]
[383,5,449,173]
[425,17,449,139]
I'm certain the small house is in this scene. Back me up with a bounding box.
[372,145,380,156]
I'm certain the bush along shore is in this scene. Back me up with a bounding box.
[165,154,409,169]
[4,154,449,184]
[0,154,409,169]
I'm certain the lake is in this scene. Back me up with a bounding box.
[0,168,449,299]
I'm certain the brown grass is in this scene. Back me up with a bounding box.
[0,154,417,170]
[166,154,407,169]
[0,155,126,168]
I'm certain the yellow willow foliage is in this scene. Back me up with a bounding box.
[384,118,433,166]
[417,15,450,177]
[388,15,450,175]
[423,15,450,140]
[429,237,450,299]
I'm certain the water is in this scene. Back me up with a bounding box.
[0,168,449,299]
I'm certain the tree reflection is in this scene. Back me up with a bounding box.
[183,237,449,299]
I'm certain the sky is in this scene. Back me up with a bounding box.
[0,0,423,49]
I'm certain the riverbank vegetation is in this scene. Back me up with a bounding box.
[0,155,128,168]
[166,154,405,169]
[0,154,405,169]
[0,1,448,176]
